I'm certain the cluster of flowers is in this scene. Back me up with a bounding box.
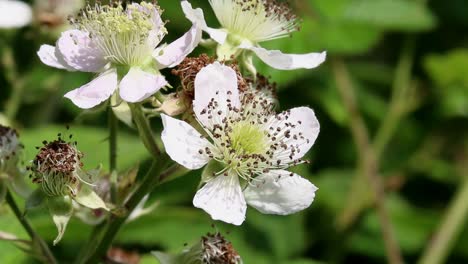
[1,0,325,261]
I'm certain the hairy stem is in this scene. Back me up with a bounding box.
[331,58,404,264]
[129,104,161,158]
[5,190,57,264]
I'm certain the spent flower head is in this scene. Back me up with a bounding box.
[182,0,326,72]
[28,133,108,245]
[38,1,205,109]
[161,62,319,225]
[153,232,242,264]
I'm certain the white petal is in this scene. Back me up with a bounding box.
[154,24,201,69]
[64,69,117,109]
[193,174,246,225]
[119,68,167,103]
[37,45,69,70]
[181,0,227,44]
[245,170,317,215]
[56,29,107,72]
[273,107,320,163]
[193,62,240,129]
[161,114,212,170]
[0,0,32,29]
[242,45,326,70]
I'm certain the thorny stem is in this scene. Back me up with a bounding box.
[418,173,468,264]
[5,190,58,264]
[331,58,404,264]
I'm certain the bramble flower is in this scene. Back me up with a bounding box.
[29,136,108,244]
[153,232,242,264]
[161,62,319,225]
[37,1,204,109]
[0,0,32,29]
[182,0,326,71]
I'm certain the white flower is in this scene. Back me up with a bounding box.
[37,2,204,109]
[161,62,319,225]
[0,0,32,28]
[182,0,326,70]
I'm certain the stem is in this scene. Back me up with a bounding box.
[338,36,416,229]
[108,108,118,172]
[373,37,415,160]
[2,45,24,121]
[82,156,170,264]
[129,104,161,158]
[417,178,468,264]
[331,58,404,264]
[5,190,57,264]
[108,107,118,204]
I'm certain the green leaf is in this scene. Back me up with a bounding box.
[74,185,109,210]
[343,0,437,31]
[47,196,73,245]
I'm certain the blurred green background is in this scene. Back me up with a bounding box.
[1,0,468,263]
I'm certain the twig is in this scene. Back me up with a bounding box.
[5,190,58,264]
[331,58,404,264]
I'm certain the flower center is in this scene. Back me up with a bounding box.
[209,0,299,43]
[73,2,165,66]
[229,121,268,155]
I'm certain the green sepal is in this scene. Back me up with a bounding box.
[201,160,225,184]
[74,184,110,210]
[47,196,73,245]
[24,188,46,215]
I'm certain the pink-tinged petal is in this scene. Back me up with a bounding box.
[245,170,318,215]
[193,62,240,129]
[0,0,32,29]
[119,68,167,103]
[37,45,69,70]
[242,45,326,70]
[56,29,107,72]
[193,173,246,225]
[161,114,212,170]
[181,0,227,44]
[272,107,320,163]
[64,69,117,109]
[154,24,201,69]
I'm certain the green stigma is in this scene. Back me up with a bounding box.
[229,121,268,155]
